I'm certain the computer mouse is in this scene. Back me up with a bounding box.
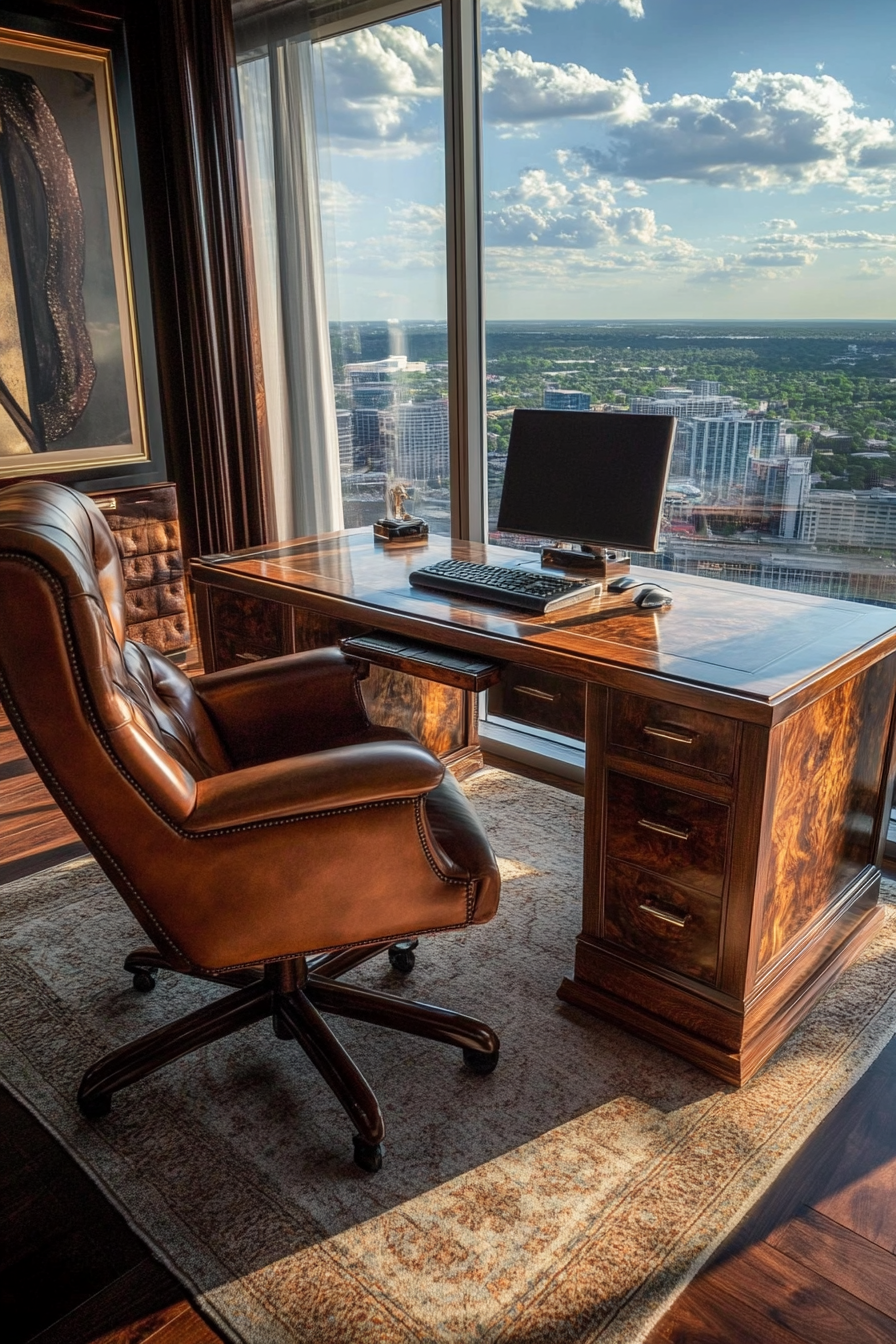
[607,574,641,592]
[633,585,673,609]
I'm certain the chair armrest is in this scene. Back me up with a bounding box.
[185,740,444,833]
[194,647,370,766]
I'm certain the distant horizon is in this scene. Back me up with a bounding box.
[332,317,896,328]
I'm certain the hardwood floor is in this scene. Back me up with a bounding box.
[3,705,896,1342]
[646,1039,896,1343]
[0,1089,220,1344]
[0,711,87,885]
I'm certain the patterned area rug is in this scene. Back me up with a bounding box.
[3,768,896,1343]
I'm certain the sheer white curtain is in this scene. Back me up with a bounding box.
[238,34,344,541]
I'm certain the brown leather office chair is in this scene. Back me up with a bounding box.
[0,481,501,1170]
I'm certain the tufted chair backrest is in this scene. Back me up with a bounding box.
[0,481,229,822]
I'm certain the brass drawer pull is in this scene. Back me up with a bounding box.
[638,902,688,928]
[638,817,691,841]
[643,724,697,746]
[235,651,264,663]
[516,685,557,702]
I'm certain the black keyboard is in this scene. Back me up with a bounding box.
[409,558,599,614]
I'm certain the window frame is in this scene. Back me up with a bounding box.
[305,0,487,541]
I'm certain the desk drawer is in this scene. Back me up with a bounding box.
[606,771,729,897]
[604,860,721,984]
[609,691,738,778]
[488,666,585,739]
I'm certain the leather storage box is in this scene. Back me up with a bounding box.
[89,483,192,656]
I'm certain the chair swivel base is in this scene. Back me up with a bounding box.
[79,942,499,1171]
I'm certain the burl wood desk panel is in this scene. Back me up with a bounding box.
[192,532,896,1085]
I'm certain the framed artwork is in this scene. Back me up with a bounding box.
[0,25,148,478]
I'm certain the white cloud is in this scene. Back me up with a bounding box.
[684,222,896,287]
[859,255,896,275]
[807,228,896,247]
[319,180,364,219]
[486,167,662,248]
[829,200,896,214]
[482,48,646,127]
[315,25,442,154]
[483,48,644,127]
[481,157,896,289]
[578,68,896,191]
[741,249,817,268]
[331,201,447,274]
[482,0,642,34]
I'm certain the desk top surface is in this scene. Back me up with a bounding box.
[193,531,896,713]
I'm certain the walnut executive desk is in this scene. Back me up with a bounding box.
[192,531,896,1086]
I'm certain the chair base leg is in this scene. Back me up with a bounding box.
[88,949,500,1171]
[275,988,385,1154]
[306,976,500,1068]
[78,980,273,1118]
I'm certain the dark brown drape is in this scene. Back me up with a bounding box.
[125,0,270,559]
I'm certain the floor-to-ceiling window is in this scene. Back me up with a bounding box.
[235,0,455,538]
[481,0,896,606]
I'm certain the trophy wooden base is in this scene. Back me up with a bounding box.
[373,517,430,546]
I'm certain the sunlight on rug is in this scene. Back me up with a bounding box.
[2,768,896,1343]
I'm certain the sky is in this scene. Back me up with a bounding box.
[312,0,896,321]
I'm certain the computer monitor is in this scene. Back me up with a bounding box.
[496,410,675,560]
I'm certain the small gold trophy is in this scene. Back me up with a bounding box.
[373,481,429,546]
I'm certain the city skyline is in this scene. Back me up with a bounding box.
[313,0,896,323]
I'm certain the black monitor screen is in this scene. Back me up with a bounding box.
[496,409,675,553]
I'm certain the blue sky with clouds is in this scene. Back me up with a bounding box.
[314,0,896,320]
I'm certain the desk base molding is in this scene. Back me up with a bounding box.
[561,897,886,1085]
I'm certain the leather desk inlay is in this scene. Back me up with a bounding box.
[192,530,896,1084]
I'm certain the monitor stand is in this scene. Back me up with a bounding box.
[539,544,631,579]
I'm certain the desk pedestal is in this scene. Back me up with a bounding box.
[560,668,896,1085]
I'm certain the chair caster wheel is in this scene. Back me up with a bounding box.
[352,1135,384,1172]
[132,968,158,993]
[78,1092,112,1119]
[387,940,417,975]
[463,1047,499,1075]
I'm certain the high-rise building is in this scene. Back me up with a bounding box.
[379,398,450,483]
[685,416,758,498]
[687,380,721,397]
[344,356,425,407]
[336,410,354,475]
[753,418,797,458]
[748,455,812,538]
[798,490,896,547]
[543,390,591,411]
[629,392,738,418]
[342,356,427,473]
[670,420,695,477]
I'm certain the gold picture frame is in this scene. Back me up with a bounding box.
[0,26,148,478]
